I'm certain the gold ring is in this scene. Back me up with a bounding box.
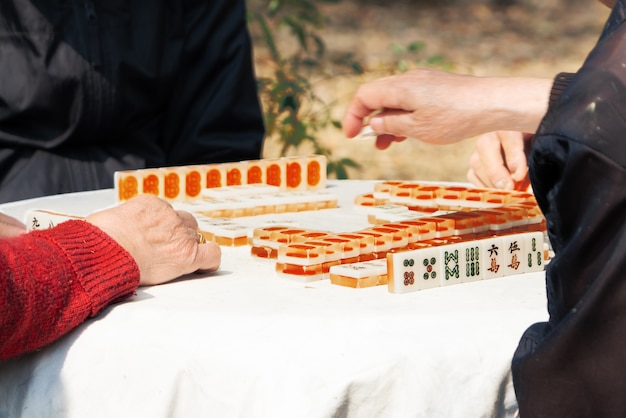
[197,231,207,244]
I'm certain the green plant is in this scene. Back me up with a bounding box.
[248,0,362,179]
[390,41,453,73]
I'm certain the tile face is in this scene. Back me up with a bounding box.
[522,232,546,273]
[442,244,462,286]
[480,236,505,280]
[500,233,527,277]
[387,246,442,294]
[459,241,483,283]
[25,210,83,231]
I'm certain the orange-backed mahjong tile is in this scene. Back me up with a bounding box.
[379,222,421,244]
[507,191,535,204]
[388,183,422,205]
[245,159,266,184]
[298,240,342,272]
[158,167,186,200]
[250,225,292,258]
[319,235,361,264]
[224,162,247,186]
[435,212,483,237]
[283,156,307,191]
[410,185,442,208]
[489,206,528,230]
[251,225,291,244]
[265,158,286,189]
[368,226,409,251]
[481,190,511,206]
[353,230,393,259]
[329,259,388,288]
[291,230,331,243]
[336,232,377,262]
[141,169,164,197]
[183,166,205,200]
[203,164,227,188]
[470,209,510,233]
[270,228,310,245]
[417,216,455,238]
[277,243,327,266]
[201,222,250,247]
[373,180,405,199]
[275,262,325,282]
[354,193,388,211]
[115,170,141,201]
[396,219,437,241]
[436,185,470,209]
[305,155,327,190]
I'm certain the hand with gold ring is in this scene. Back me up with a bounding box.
[86,194,221,286]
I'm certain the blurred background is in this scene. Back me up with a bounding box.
[247,0,608,182]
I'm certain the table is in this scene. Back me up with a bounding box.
[0,180,548,418]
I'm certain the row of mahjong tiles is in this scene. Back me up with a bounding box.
[114,154,328,202]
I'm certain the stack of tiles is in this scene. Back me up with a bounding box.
[250,181,549,293]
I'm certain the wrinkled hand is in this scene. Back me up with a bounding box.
[86,194,221,286]
[0,213,26,238]
[467,130,532,191]
[342,68,551,149]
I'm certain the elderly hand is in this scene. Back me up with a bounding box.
[0,213,26,238]
[342,68,551,149]
[86,194,221,286]
[467,131,532,190]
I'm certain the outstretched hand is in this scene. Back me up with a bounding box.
[342,68,551,150]
[86,194,221,286]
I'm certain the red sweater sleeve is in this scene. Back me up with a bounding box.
[0,220,140,360]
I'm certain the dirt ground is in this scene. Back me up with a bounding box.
[256,0,610,182]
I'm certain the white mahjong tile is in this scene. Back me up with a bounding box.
[387,246,442,294]
[445,240,483,284]
[282,156,308,191]
[479,236,505,280]
[224,162,248,186]
[159,167,186,201]
[499,233,527,277]
[25,209,83,231]
[521,231,547,273]
[304,154,327,191]
[114,169,142,201]
[203,164,227,188]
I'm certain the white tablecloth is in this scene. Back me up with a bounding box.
[0,180,548,418]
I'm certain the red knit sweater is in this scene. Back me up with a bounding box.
[0,220,140,360]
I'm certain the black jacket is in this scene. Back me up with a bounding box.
[0,0,264,202]
[512,1,626,416]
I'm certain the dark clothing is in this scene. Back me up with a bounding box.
[512,1,626,416]
[0,0,264,203]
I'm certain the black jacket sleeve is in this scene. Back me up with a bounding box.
[512,1,626,416]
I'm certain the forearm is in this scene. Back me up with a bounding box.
[468,76,553,135]
[0,221,139,360]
